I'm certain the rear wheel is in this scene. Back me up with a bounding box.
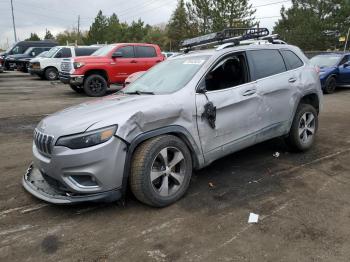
[83,74,108,97]
[324,76,336,94]
[285,104,318,152]
[70,84,84,94]
[44,67,58,80]
[130,135,192,207]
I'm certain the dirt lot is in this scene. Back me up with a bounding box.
[0,71,350,262]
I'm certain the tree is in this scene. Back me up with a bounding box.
[106,13,122,43]
[56,30,85,45]
[167,0,194,50]
[26,33,41,41]
[87,10,108,44]
[44,30,54,40]
[211,0,256,31]
[274,0,350,50]
[186,0,212,34]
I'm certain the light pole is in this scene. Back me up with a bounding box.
[344,27,350,53]
[10,0,17,42]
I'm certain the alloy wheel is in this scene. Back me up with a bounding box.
[298,112,316,144]
[150,147,186,197]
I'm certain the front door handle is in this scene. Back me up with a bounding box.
[289,77,297,83]
[130,60,137,63]
[242,89,256,96]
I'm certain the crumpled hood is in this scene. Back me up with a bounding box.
[36,93,188,142]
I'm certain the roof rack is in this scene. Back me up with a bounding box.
[180,27,270,52]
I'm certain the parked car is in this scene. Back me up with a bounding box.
[310,53,350,94]
[124,71,145,87]
[0,40,57,70]
[5,47,52,72]
[162,51,180,58]
[59,43,164,96]
[23,39,323,208]
[18,51,49,72]
[29,46,100,80]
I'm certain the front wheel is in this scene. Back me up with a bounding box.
[285,104,318,152]
[44,67,58,80]
[130,135,193,207]
[83,74,108,97]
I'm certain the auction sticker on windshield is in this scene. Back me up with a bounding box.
[183,59,206,65]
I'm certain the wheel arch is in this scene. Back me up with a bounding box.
[119,126,204,201]
[84,69,109,83]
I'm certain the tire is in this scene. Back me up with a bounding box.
[130,135,193,207]
[285,104,318,152]
[323,76,336,94]
[70,84,84,94]
[83,74,108,97]
[44,67,58,80]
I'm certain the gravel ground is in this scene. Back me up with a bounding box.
[0,71,350,262]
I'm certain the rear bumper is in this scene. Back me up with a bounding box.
[23,164,122,204]
[59,72,84,85]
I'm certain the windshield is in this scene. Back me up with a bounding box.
[91,45,115,56]
[123,55,210,94]
[45,47,60,58]
[310,55,341,68]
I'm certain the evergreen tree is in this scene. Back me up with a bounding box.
[87,10,108,44]
[106,13,122,43]
[26,33,41,41]
[44,30,54,40]
[274,0,350,50]
[167,0,194,50]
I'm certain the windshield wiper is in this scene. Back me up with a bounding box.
[124,91,155,95]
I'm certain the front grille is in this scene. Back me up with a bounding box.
[34,129,54,155]
[61,61,72,72]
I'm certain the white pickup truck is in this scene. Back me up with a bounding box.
[28,46,100,80]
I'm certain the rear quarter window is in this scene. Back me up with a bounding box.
[135,46,157,58]
[249,49,286,80]
[281,50,304,70]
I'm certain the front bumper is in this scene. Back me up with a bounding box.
[59,72,84,85]
[23,136,128,204]
[23,164,122,204]
[29,68,43,75]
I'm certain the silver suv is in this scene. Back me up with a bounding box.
[23,41,322,207]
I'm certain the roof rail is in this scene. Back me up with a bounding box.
[180,27,270,52]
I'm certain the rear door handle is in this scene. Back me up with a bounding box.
[289,77,297,83]
[242,89,256,96]
[130,60,137,63]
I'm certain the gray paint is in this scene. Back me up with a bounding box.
[24,44,323,203]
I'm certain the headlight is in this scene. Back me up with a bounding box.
[56,125,117,149]
[73,62,85,69]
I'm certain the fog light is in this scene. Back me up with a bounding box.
[69,175,99,188]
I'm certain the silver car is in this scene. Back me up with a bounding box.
[23,44,322,207]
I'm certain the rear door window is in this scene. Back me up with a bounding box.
[75,48,98,56]
[249,49,286,80]
[117,46,135,58]
[55,48,72,58]
[281,50,304,70]
[135,46,157,58]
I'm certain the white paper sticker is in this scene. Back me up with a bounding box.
[248,213,259,223]
[183,59,205,65]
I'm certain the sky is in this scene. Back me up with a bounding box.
[0,0,292,49]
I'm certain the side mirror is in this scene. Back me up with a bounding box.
[31,52,36,57]
[112,52,123,58]
[55,52,62,58]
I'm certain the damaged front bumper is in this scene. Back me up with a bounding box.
[23,164,122,204]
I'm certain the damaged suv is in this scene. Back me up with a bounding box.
[23,29,322,207]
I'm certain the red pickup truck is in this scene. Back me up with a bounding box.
[59,43,164,96]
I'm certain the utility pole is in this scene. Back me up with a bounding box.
[344,27,350,53]
[77,15,80,40]
[10,0,17,42]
